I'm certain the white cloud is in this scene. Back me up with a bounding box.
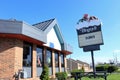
[113,49,120,53]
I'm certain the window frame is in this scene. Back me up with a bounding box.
[61,53,64,67]
[46,49,52,67]
[23,42,33,78]
[36,46,43,67]
[55,51,59,67]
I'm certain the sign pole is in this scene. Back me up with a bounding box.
[91,50,96,78]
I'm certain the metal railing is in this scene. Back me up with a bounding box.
[71,71,108,80]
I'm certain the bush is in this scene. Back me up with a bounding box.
[71,69,84,77]
[40,65,50,80]
[107,66,118,73]
[71,68,84,73]
[96,66,106,71]
[55,72,67,80]
[96,65,118,73]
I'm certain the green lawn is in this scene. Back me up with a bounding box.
[70,73,120,80]
[107,73,120,80]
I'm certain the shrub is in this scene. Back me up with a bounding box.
[40,65,50,80]
[107,66,118,73]
[96,66,106,71]
[96,65,118,73]
[71,68,84,73]
[55,72,68,80]
[71,69,84,77]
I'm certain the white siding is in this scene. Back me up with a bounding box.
[44,28,61,50]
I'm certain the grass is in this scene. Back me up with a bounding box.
[107,73,120,80]
[70,73,120,80]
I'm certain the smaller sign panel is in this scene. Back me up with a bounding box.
[83,45,100,52]
[78,31,103,47]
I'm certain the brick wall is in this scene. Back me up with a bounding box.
[14,38,23,74]
[0,38,23,80]
[0,38,68,80]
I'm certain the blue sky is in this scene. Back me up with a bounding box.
[0,0,120,64]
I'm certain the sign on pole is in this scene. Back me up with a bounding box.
[76,14,104,78]
[76,14,104,51]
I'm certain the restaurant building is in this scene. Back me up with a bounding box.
[0,18,72,80]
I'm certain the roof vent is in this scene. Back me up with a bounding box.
[9,18,17,21]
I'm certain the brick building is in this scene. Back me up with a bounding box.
[67,58,90,72]
[0,19,72,80]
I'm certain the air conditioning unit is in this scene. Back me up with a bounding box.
[20,70,27,78]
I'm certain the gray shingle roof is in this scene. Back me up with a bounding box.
[32,18,55,31]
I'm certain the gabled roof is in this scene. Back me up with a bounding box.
[33,18,55,31]
[33,18,64,44]
[33,18,72,54]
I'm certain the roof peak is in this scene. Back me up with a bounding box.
[32,18,55,26]
[32,18,56,31]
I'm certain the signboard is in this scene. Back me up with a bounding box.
[76,14,103,50]
[78,31,103,47]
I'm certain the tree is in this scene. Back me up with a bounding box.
[40,65,50,80]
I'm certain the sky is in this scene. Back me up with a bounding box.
[0,0,120,64]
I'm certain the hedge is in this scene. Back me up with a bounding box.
[55,72,68,80]
[96,65,118,73]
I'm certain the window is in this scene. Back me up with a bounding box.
[55,52,59,67]
[46,49,52,67]
[36,47,43,77]
[23,42,32,78]
[61,54,64,67]
[36,47,43,67]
